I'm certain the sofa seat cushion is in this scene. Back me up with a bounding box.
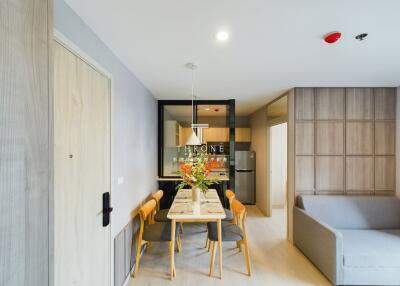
[339,229,400,268]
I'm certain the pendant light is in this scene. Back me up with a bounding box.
[185,63,202,146]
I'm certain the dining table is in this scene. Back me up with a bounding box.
[167,189,226,280]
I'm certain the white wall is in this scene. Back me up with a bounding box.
[54,0,158,239]
[250,106,269,216]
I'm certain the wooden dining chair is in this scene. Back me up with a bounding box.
[152,190,168,222]
[133,198,181,277]
[224,189,236,222]
[206,189,235,250]
[207,198,251,277]
[153,190,185,234]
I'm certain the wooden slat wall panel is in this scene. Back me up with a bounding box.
[315,156,344,191]
[346,157,374,192]
[0,0,51,285]
[375,156,396,191]
[316,88,345,120]
[295,122,314,155]
[346,88,374,120]
[346,122,374,155]
[375,122,395,155]
[375,88,396,120]
[295,156,314,192]
[316,122,344,155]
[294,87,396,196]
[295,88,314,120]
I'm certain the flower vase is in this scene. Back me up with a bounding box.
[192,187,201,203]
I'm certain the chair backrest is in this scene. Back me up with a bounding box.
[139,199,156,222]
[231,198,247,226]
[151,190,163,210]
[226,189,235,209]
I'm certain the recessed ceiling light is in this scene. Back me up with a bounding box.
[216,31,229,42]
[205,108,210,111]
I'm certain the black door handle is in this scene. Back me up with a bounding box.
[103,192,112,227]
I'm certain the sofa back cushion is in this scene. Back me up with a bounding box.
[297,195,400,229]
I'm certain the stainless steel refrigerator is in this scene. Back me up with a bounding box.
[235,151,256,204]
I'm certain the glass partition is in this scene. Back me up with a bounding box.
[197,104,229,171]
[162,105,192,176]
[159,101,234,178]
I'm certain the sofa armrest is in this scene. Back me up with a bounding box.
[294,207,343,285]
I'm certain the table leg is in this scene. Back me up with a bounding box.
[217,219,223,279]
[170,219,176,280]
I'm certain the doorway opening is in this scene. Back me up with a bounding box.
[270,123,287,210]
[266,95,288,238]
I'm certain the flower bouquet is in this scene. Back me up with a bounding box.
[176,153,224,202]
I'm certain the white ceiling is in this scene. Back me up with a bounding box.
[65,0,400,115]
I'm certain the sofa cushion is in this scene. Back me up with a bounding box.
[339,229,400,268]
[297,195,400,229]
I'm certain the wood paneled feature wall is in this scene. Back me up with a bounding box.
[294,87,396,196]
[0,0,52,285]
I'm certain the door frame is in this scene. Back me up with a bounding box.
[53,29,115,286]
[265,93,289,239]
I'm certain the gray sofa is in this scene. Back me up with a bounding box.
[294,195,400,285]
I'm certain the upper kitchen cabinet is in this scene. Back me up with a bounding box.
[203,128,229,143]
[179,127,192,147]
[164,120,181,147]
[236,128,251,142]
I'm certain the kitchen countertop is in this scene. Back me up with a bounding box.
[157,175,230,182]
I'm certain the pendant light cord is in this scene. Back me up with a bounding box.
[191,67,194,128]
[191,69,194,127]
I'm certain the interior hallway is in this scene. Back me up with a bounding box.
[129,206,330,285]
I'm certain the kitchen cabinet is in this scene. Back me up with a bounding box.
[236,128,251,142]
[179,127,193,147]
[203,128,229,143]
[164,120,180,147]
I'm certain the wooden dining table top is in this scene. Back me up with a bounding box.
[167,189,226,220]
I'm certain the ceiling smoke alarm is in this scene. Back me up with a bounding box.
[324,32,342,44]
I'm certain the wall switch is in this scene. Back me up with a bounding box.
[117,177,124,185]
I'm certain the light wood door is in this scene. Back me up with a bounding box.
[54,41,111,286]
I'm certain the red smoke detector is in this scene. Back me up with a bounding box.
[324,32,341,44]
